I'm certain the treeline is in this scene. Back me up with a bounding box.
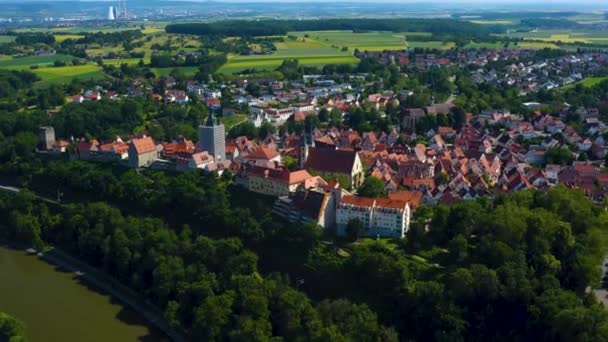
[14,32,55,45]
[166,18,505,37]
[61,30,143,46]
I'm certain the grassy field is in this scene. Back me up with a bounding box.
[222,114,248,131]
[0,54,80,70]
[219,30,432,74]
[577,77,608,87]
[463,41,506,49]
[292,30,408,51]
[503,29,608,46]
[150,66,199,77]
[103,58,150,66]
[219,55,358,73]
[0,35,15,44]
[518,41,560,49]
[32,64,104,83]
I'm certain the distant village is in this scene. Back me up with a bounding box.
[36,49,608,240]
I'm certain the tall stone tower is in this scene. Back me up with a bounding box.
[198,113,225,161]
[39,126,55,150]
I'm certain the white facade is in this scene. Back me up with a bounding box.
[336,196,410,238]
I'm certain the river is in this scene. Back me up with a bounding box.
[0,246,168,342]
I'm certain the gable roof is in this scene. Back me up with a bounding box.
[305,147,358,174]
[247,146,280,160]
[131,137,156,154]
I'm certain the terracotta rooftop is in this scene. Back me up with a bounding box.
[340,195,376,207]
[131,137,156,154]
[246,146,279,160]
[388,190,423,209]
[375,198,408,210]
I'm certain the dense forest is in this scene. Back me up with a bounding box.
[165,19,504,37]
[1,154,608,341]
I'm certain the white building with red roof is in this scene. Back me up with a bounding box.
[336,195,410,238]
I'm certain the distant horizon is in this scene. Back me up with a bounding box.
[0,0,605,4]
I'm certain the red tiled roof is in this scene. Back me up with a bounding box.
[305,147,357,174]
[341,195,376,207]
[375,198,407,209]
[388,190,423,209]
[131,137,156,154]
[246,146,279,160]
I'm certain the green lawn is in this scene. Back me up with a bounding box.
[221,114,248,131]
[32,64,105,83]
[0,54,80,70]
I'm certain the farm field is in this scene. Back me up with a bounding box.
[0,54,80,70]
[518,41,560,49]
[292,30,409,51]
[502,29,608,46]
[150,66,199,77]
[32,64,104,83]
[219,55,358,73]
[103,58,150,66]
[463,41,506,49]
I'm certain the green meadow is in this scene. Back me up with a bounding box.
[292,30,409,51]
[0,54,80,70]
[150,66,199,77]
[32,64,104,83]
[219,55,358,73]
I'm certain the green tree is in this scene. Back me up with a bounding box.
[357,177,386,198]
[346,218,365,242]
[0,311,26,342]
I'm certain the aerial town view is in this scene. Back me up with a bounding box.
[2,0,608,341]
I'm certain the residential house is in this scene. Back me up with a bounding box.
[128,136,158,168]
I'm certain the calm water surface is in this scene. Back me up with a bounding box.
[0,246,166,342]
